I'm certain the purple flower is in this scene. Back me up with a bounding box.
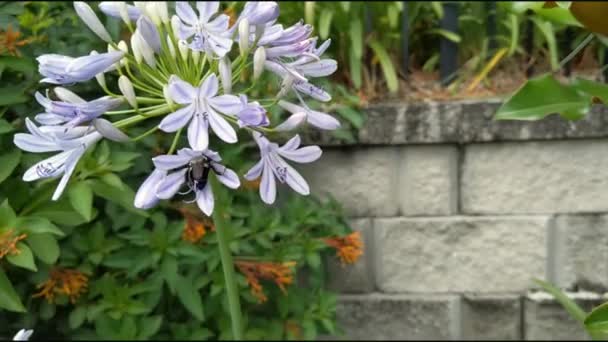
[173,1,233,57]
[34,91,122,128]
[265,37,316,59]
[236,95,269,128]
[152,148,240,215]
[245,132,321,204]
[238,2,279,26]
[159,74,242,151]
[37,51,125,85]
[134,169,166,209]
[137,15,161,53]
[278,100,340,130]
[13,118,102,200]
[272,20,313,46]
[99,2,142,21]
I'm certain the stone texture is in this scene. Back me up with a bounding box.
[332,294,460,340]
[462,140,608,214]
[399,145,459,216]
[550,214,608,292]
[374,216,549,292]
[300,146,400,217]
[326,218,375,293]
[524,291,605,340]
[301,100,608,146]
[461,294,522,340]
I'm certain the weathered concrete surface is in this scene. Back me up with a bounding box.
[374,216,549,292]
[302,100,608,146]
[333,294,460,340]
[462,140,608,214]
[326,218,375,293]
[550,214,608,292]
[461,294,522,340]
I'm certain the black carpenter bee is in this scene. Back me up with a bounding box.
[181,155,226,202]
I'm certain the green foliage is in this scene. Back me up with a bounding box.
[0,2,360,340]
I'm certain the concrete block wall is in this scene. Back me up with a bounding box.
[302,100,608,340]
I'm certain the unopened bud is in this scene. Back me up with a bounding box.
[219,57,232,94]
[117,1,131,26]
[178,39,189,61]
[192,49,200,64]
[145,2,162,26]
[171,15,181,37]
[54,87,85,104]
[253,47,266,80]
[238,18,250,57]
[163,84,174,107]
[118,75,137,109]
[74,1,113,43]
[166,35,176,58]
[131,32,143,64]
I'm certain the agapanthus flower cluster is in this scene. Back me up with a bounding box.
[14,1,340,216]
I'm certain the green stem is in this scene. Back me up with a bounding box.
[210,176,243,340]
[168,128,182,154]
[558,33,595,70]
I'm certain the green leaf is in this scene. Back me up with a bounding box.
[571,78,608,104]
[533,279,586,323]
[350,18,363,59]
[0,199,17,228]
[585,302,608,339]
[89,178,148,217]
[69,306,87,329]
[176,275,205,321]
[161,255,178,294]
[531,18,559,71]
[0,86,28,106]
[27,233,59,264]
[0,119,13,134]
[7,242,37,271]
[31,200,91,227]
[427,28,462,43]
[0,268,26,312]
[495,74,589,121]
[336,106,365,129]
[318,10,334,40]
[507,14,519,57]
[138,316,163,339]
[16,217,64,237]
[0,149,21,184]
[369,39,399,93]
[68,181,94,221]
[349,47,362,89]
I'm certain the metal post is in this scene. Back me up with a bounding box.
[524,9,535,78]
[486,2,497,54]
[401,1,409,78]
[440,2,459,86]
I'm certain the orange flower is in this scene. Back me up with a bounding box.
[0,25,35,56]
[0,229,27,259]
[235,260,296,303]
[323,231,364,265]
[33,268,88,304]
[179,207,214,243]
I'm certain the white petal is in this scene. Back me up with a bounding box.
[93,118,130,142]
[199,73,219,98]
[134,169,166,209]
[152,154,191,170]
[280,134,301,151]
[244,159,264,180]
[216,167,240,189]
[158,104,194,132]
[156,168,187,199]
[208,95,242,115]
[196,1,219,23]
[307,110,341,130]
[14,133,59,153]
[196,183,214,215]
[277,145,322,163]
[284,163,310,196]
[52,150,83,200]
[168,75,197,104]
[176,1,198,25]
[259,159,276,204]
[188,113,209,151]
[23,150,71,181]
[208,109,237,144]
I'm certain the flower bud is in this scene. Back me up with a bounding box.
[117,1,131,26]
[133,2,147,12]
[54,87,85,104]
[163,84,174,107]
[238,18,250,56]
[178,39,189,61]
[192,49,200,64]
[276,75,294,98]
[171,15,181,37]
[145,2,162,26]
[118,75,137,109]
[156,2,169,24]
[74,2,113,43]
[96,73,107,89]
[253,46,266,80]
[166,35,176,58]
[275,112,306,132]
[133,30,156,67]
[219,57,232,94]
[130,32,143,64]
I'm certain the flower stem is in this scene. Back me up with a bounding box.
[210,176,243,340]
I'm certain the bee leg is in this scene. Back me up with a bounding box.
[183,192,198,204]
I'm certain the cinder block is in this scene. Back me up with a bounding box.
[462,140,608,214]
[399,145,459,216]
[461,294,522,340]
[331,293,461,340]
[374,216,549,292]
[326,218,375,293]
[300,146,400,217]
